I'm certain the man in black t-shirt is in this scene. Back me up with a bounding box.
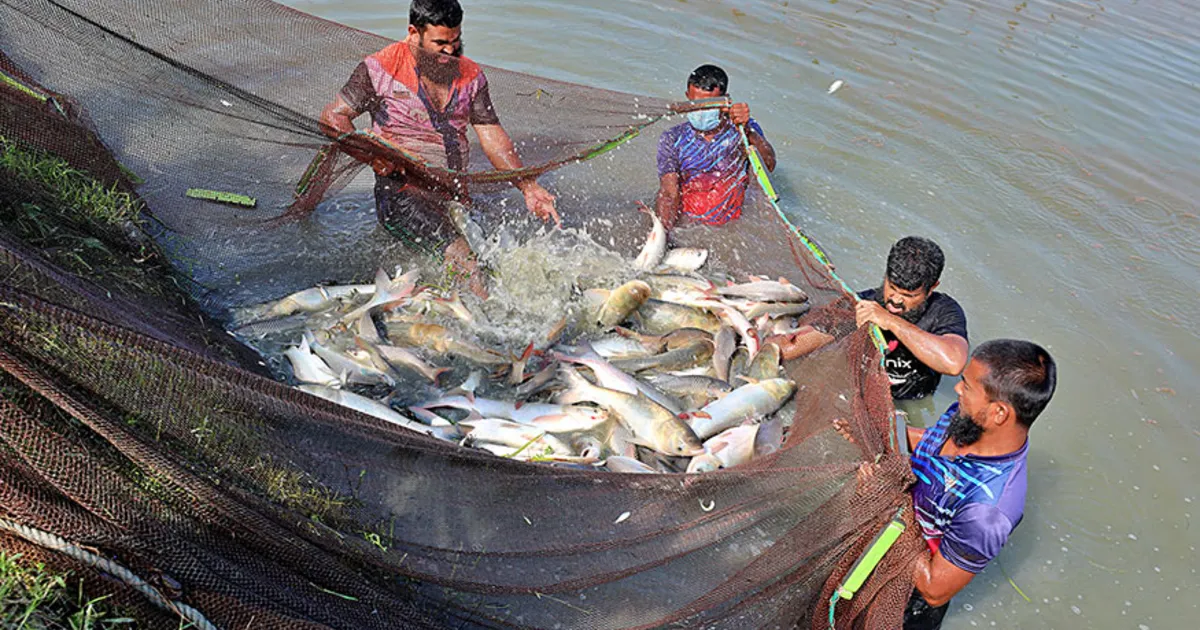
[856,237,969,400]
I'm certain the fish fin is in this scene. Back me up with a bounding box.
[734,375,761,385]
[691,411,713,420]
[576,339,604,362]
[625,435,656,450]
[613,326,639,339]
[373,268,390,295]
[545,316,568,344]
[357,313,381,343]
[298,335,311,354]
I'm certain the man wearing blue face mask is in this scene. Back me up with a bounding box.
[654,65,776,230]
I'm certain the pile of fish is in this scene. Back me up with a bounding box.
[231,209,814,473]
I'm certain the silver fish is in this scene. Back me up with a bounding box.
[603,456,658,474]
[716,279,809,303]
[232,313,310,338]
[558,365,703,457]
[702,424,759,469]
[682,378,796,439]
[305,331,395,387]
[685,453,723,473]
[371,342,451,384]
[659,248,708,273]
[753,413,786,458]
[634,203,667,271]
[745,342,783,381]
[298,384,456,438]
[446,200,489,255]
[743,301,812,320]
[284,335,341,387]
[415,395,604,426]
[528,409,611,434]
[701,299,761,359]
[337,268,419,328]
[459,419,574,456]
[248,283,374,322]
[588,334,661,359]
[514,360,560,399]
[632,299,722,335]
[713,326,737,382]
[642,274,714,297]
[643,374,733,410]
[447,370,486,402]
[609,340,713,374]
[554,342,684,415]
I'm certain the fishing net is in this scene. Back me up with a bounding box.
[0,0,925,627]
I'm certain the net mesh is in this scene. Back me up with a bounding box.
[0,0,923,627]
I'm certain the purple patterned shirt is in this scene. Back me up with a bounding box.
[910,403,1029,573]
[656,119,765,225]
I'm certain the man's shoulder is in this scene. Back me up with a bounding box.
[928,291,963,310]
[456,54,486,85]
[366,42,416,88]
[921,291,968,336]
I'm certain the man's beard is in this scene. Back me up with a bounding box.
[416,45,463,85]
[946,408,985,447]
[874,288,929,324]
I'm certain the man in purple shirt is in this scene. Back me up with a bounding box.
[654,65,775,230]
[903,339,1057,629]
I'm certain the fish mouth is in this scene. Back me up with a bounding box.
[683,446,707,457]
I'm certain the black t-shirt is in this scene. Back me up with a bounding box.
[858,289,968,400]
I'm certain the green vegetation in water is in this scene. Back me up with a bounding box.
[0,551,136,629]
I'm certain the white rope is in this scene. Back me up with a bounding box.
[0,517,219,630]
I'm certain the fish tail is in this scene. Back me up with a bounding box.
[556,364,595,406]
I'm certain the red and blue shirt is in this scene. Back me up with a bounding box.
[340,42,500,171]
[911,403,1029,573]
[656,119,765,226]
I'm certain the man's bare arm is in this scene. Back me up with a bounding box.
[856,301,969,376]
[474,123,560,225]
[319,93,401,176]
[319,94,359,139]
[892,325,969,376]
[911,549,976,607]
[748,129,776,172]
[473,123,524,172]
[655,173,682,230]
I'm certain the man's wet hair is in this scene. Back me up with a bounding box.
[410,0,463,29]
[688,65,729,95]
[885,236,945,292]
[972,340,1057,429]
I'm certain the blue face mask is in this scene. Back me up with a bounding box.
[687,108,722,132]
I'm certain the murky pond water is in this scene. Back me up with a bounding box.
[279,1,1199,627]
